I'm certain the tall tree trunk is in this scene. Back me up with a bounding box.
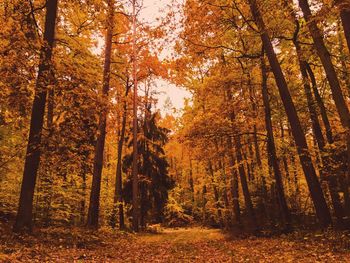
[87,0,114,228]
[227,137,241,225]
[261,56,291,229]
[13,0,58,233]
[280,122,291,189]
[294,0,350,225]
[288,11,346,225]
[231,109,258,231]
[308,61,350,219]
[248,0,332,227]
[298,0,350,129]
[336,0,350,53]
[337,20,350,98]
[305,63,334,144]
[296,55,326,150]
[248,73,262,168]
[293,47,345,225]
[131,0,139,232]
[111,85,130,229]
[298,2,350,200]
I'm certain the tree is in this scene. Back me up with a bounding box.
[111,81,131,229]
[123,111,174,228]
[13,0,59,233]
[335,0,350,53]
[247,0,332,227]
[131,0,139,232]
[87,0,115,228]
[261,56,291,229]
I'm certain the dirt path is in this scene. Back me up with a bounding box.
[1,226,350,262]
[117,227,350,262]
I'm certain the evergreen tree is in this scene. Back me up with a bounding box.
[123,110,174,228]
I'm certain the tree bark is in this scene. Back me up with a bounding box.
[248,73,262,168]
[230,108,258,231]
[292,49,345,225]
[13,0,58,233]
[305,63,334,144]
[248,0,332,227]
[299,1,350,212]
[261,56,292,229]
[111,84,130,229]
[227,137,241,225]
[131,0,140,232]
[208,161,224,227]
[336,0,350,53]
[87,0,114,228]
[298,0,350,129]
[189,159,195,204]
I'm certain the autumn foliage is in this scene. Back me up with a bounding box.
[1,0,350,261]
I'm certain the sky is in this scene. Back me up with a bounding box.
[138,0,191,114]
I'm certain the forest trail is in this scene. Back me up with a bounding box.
[1,226,350,262]
[125,227,350,262]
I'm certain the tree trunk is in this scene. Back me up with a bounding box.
[248,73,262,168]
[202,185,208,223]
[208,161,224,227]
[296,56,326,150]
[298,0,350,128]
[13,0,58,233]
[294,56,345,225]
[231,109,258,231]
[337,19,350,98]
[220,157,230,226]
[299,3,350,199]
[248,0,332,227]
[189,159,195,204]
[87,0,114,228]
[131,0,139,232]
[261,56,292,229]
[111,85,129,229]
[305,63,334,144]
[80,169,87,225]
[336,0,350,53]
[280,122,291,188]
[227,137,241,225]
[294,0,350,225]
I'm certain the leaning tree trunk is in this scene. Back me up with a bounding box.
[87,0,114,228]
[298,0,350,129]
[248,74,262,168]
[261,56,291,229]
[299,0,350,226]
[13,0,58,233]
[248,0,332,227]
[335,0,350,53]
[305,63,334,144]
[293,22,345,226]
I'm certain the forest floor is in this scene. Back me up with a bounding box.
[1,222,350,262]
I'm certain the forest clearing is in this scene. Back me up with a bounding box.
[2,0,350,261]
